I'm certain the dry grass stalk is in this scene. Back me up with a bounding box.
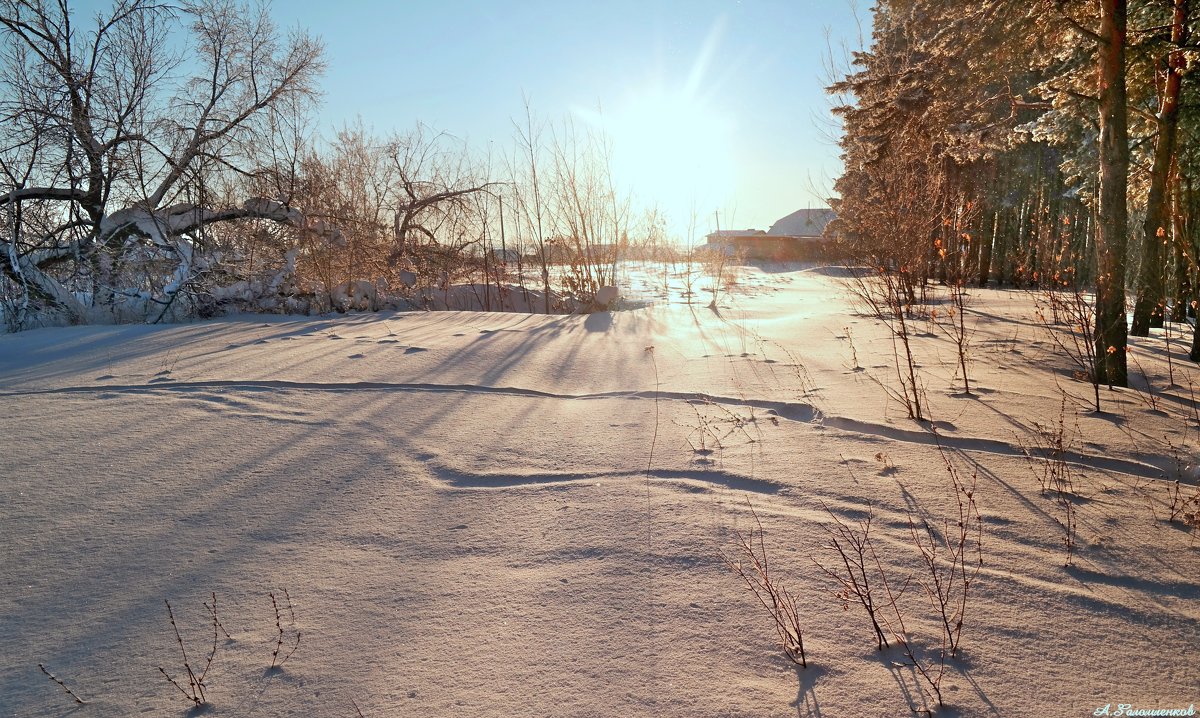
[37,663,85,705]
[270,589,301,670]
[910,442,983,657]
[721,500,808,667]
[157,598,217,707]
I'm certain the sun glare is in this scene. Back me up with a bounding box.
[569,17,739,242]
[603,89,736,240]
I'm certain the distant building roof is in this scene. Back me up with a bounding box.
[708,229,766,238]
[768,208,836,237]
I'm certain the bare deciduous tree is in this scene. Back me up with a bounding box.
[0,0,323,325]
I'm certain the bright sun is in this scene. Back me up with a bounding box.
[600,88,737,240]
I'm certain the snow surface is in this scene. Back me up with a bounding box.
[1,264,1197,717]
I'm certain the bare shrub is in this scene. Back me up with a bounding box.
[909,443,983,657]
[1166,480,1200,526]
[813,504,894,651]
[158,599,218,708]
[1020,395,1077,496]
[1033,281,1102,412]
[676,400,758,460]
[1018,395,1079,565]
[678,208,703,305]
[814,502,949,709]
[721,500,808,667]
[929,224,981,395]
[547,122,629,306]
[846,267,928,420]
[269,589,301,670]
[704,242,732,310]
[933,265,975,394]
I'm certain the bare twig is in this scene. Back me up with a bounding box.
[37,663,85,704]
[205,592,233,641]
[1167,479,1200,526]
[844,267,928,420]
[721,499,808,667]
[1033,283,1102,411]
[813,503,895,650]
[157,598,213,707]
[1018,394,1079,565]
[875,543,945,710]
[270,590,301,669]
[909,441,983,657]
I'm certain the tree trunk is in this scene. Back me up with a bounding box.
[978,209,997,286]
[2,246,90,322]
[1190,308,1200,361]
[1045,184,1062,284]
[1131,0,1188,335]
[1094,0,1130,387]
[1171,172,1190,321]
[995,206,1011,285]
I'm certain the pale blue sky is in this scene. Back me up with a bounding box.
[77,0,867,238]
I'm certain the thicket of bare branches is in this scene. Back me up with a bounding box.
[0,2,653,330]
[0,0,324,325]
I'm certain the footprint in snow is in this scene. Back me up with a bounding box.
[404,346,427,354]
[348,353,365,359]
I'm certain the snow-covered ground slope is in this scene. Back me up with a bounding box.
[1,265,1197,717]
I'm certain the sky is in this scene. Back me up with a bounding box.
[67,0,868,241]
[269,0,867,240]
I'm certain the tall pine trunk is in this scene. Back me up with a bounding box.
[1131,0,1188,336]
[1094,0,1130,387]
[1171,172,1190,322]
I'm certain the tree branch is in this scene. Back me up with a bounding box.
[0,186,88,206]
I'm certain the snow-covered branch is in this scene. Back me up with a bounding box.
[0,187,88,206]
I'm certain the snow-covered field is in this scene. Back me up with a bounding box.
[1,265,1197,717]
